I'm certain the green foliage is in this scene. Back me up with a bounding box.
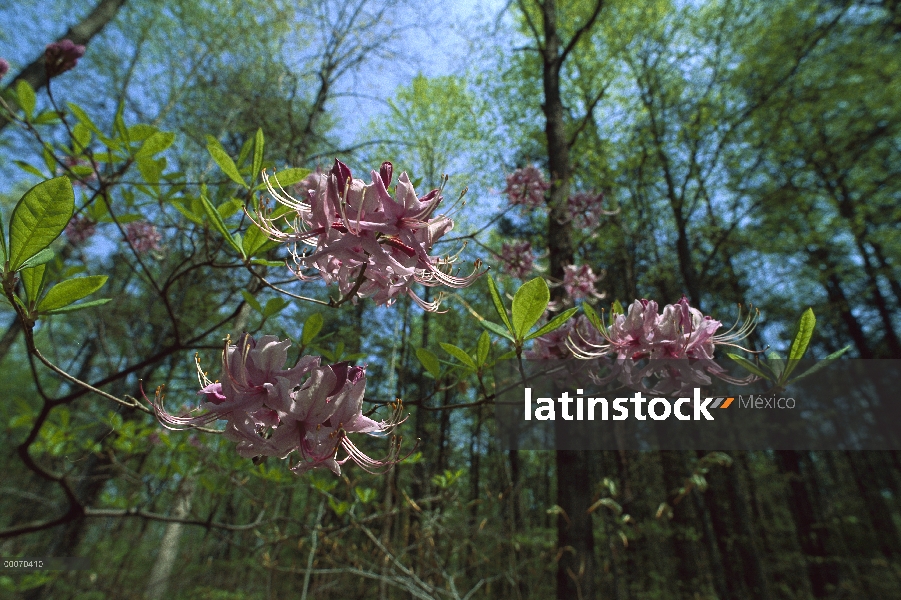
[6,177,74,272]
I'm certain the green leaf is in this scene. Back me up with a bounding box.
[511,277,549,340]
[252,128,264,184]
[67,103,102,136]
[137,157,163,185]
[0,206,6,265]
[72,123,91,152]
[42,297,111,315]
[171,200,204,225]
[787,346,851,384]
[262,297,288,318]
[251,258,286,268]
[240,289,262,313]
[37,275,108,312]
[476,331,490,366]
[206,137,247,188]
[217,198,244,220]
[19,247,55,270]
[785,308,815,380]
[486,275,513,333]
[726,353,774,381]
[16,80,36,119]
[242,223,277,257]
[480,320,515,341]
[610,299,625,326]
[582,303,604,333]
[256,168,312,191]
[34,110,61,125]
[767,351,785,380]
[21,264,46,305]
[415,347,441,378]
[302,313,324,345]
[136,131,175,158]
[525,307,578,341]
[199,191,243,256]
[440,343,477,369]
[13,160,46,178]
[8,177,74,271]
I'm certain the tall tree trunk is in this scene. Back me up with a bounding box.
[776,450,838,598]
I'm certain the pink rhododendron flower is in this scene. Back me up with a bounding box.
[499,241,534,279]
[0,59,9,79]
[152,334,406,476]
[125,221,162,253]
[566,191,615,229]
[563,264,604,301]
[503,165,550,209]
[569,297,758,395]
[251,159,483,311]
[64,215,96,245]
[527,314,604,361]
[45,39,85,77]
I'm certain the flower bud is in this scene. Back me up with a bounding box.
[0,59,9,78]
[45,39,86,78]
[379,161,393,188]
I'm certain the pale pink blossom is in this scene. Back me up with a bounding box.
[64,215,96,245]
[504,166,549,208]
[125,221,162,253]
[499,241,534,279]
[570,297,758,395]
[567,191,615,229]
[151,334,406,476]
[563,264,604,301]
[252,159,483,311]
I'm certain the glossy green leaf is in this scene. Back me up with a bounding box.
[525,307,578,341]
[511,277,549,339]
[252,128,264,184]
[302,313,324,345]
[0,206,6,265]
[199,191,243,256]
[262,297,288,318]
[255,168,311,191]
[137,157,163,185]
[240,289,262,313]
[67,103,102,136]
[726,353,773,381]
[13,160,46,178]
[582,303,604,333]
[38,275,108,312]
[486,275,513,333]
[767,351,785,380]
[42,298,110,315]
[477,331,490,366]
[136,131,175,158]
[19,247,55,270]
[206,137,247,188]
[242,223,274,257]
[17,80,36,119]
[21,264,46,305]
[415,347,441,378]
[788,346,851,384]
[785,308,815,379]
[480,319,515,341]
[440,343,477,369]
[8,177,74,271]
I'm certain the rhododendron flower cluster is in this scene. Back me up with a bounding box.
[152,334,405,476]
[64,215,96,245]
[566,296,758,395]
[499,241,535,279]
[252,160,482,311]
[563,264,604,301]
[504,165,550,208]
[567,191,615,229]
[125,221,162,253]
[45,39,85,78]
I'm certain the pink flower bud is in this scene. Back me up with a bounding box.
[45,39,86,78]
[0,59,9,78]
[379,162,393,188]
